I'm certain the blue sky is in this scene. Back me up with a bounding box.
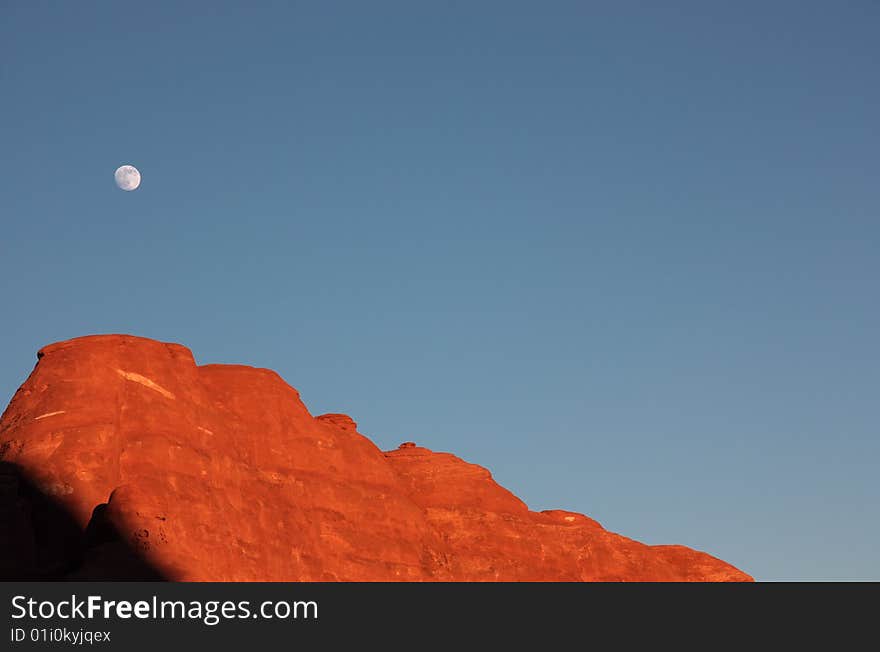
[1,1,877,580]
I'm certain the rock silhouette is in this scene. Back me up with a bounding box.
[0,335,751,581]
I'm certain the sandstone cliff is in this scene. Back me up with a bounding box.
[0,335,751,581]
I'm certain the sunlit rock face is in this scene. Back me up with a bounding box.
[0,335,751,581]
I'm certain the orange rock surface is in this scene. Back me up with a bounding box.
[0,335,751,581]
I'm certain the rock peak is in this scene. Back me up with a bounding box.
[315,413,358,432]
[37,334,194,361]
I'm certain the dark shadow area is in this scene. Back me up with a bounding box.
[0,462,167,580]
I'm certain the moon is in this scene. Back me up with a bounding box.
[114,165,141,191]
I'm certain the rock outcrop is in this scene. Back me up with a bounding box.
[0,335,751,581]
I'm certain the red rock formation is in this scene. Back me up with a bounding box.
[0,335,751,581]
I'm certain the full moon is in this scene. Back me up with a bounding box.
[114,165,141,191]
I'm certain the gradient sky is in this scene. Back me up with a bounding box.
[2,1,877,581]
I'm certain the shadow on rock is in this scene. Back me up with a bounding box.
[0,461,166,580]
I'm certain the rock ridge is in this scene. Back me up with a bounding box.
[0,335,751,581]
